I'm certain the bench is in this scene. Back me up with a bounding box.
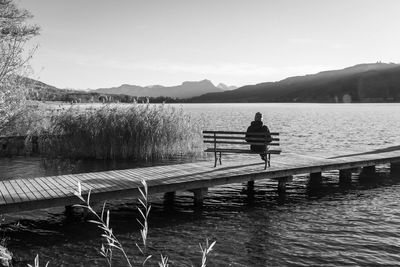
[203,130,281,169]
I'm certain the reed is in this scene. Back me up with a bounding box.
[31,103,203,160]
[74,180,216,267]
[28,255,49,267]
[0,101,44,136]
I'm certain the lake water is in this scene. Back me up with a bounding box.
[2,103,400,266]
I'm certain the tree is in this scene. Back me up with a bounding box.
[0,0,39,133]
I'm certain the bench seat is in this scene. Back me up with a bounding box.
[203,130,281,169]
[205,148,282,154]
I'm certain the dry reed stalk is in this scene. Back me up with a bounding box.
[74,180,216,267]
[30,103,204,160]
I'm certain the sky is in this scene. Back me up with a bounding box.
[18,0,400,89]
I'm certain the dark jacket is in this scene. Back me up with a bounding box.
[245,121,272,153]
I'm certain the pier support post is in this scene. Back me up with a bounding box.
[277,176,293,195]
[339,169,352,185]
[243,180,255,203]
[163,192,175,208]
[278,179,286,194]
[390,161,400,175]
[65,205,74,216]
[277,177,286,195]
[309,172,322,188]
[164,192,175,202]
[360,165,376,179]
[191,188,208,206]
[247,180,255,192]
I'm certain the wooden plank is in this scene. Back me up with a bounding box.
[203,135,279,142]
[67,174,94,192]
[82,170,138,193]
[57,175,79,189]
[44,177,70,198]
[151,165,188,177]
[20,178,46,200]
[154,166,201,182]
[2,181,21,203]
[10,180,30,202]
[0,181,12,204]
[123,166,176,182]
[203,131,279,135]
[204,140,279,146]
[151,165,197,184]
[107,169,144,184]
[58,174,95,196]
[128,167,195,187]
[104,169,144,182]
[104,171,144,194]
[115,170,150,185]
[35,177,63,198]
[75,172,114,191]
[52,175,78,195]
[89,171,132,191]
[14,179,37,201]
[205,148,282,154]
[121,169,166,184]
[161,164,195,175]
[58,173,104,203]
[0,189,7,205]
[61,174,88,190]
[24,178,53,199]
[46,176,76,197]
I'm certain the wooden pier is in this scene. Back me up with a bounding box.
[1,148,400,214]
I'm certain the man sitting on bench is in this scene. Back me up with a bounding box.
[245,112,272,160]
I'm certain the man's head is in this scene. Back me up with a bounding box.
[254,112,263,121]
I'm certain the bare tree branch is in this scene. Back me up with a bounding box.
[0,0,39,133]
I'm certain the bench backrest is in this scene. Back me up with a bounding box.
[203,131,280,148]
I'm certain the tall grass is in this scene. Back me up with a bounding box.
[31,103,203,160]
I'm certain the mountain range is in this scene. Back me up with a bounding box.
[94,80,236,99]
[24,62,400,103]
[191,63,400,103]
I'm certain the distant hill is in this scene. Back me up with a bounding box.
[22,77,91,102]
[22,78,182,103]
[191,63,400,103]
[94,79,225,99]
[23,63,400,103]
